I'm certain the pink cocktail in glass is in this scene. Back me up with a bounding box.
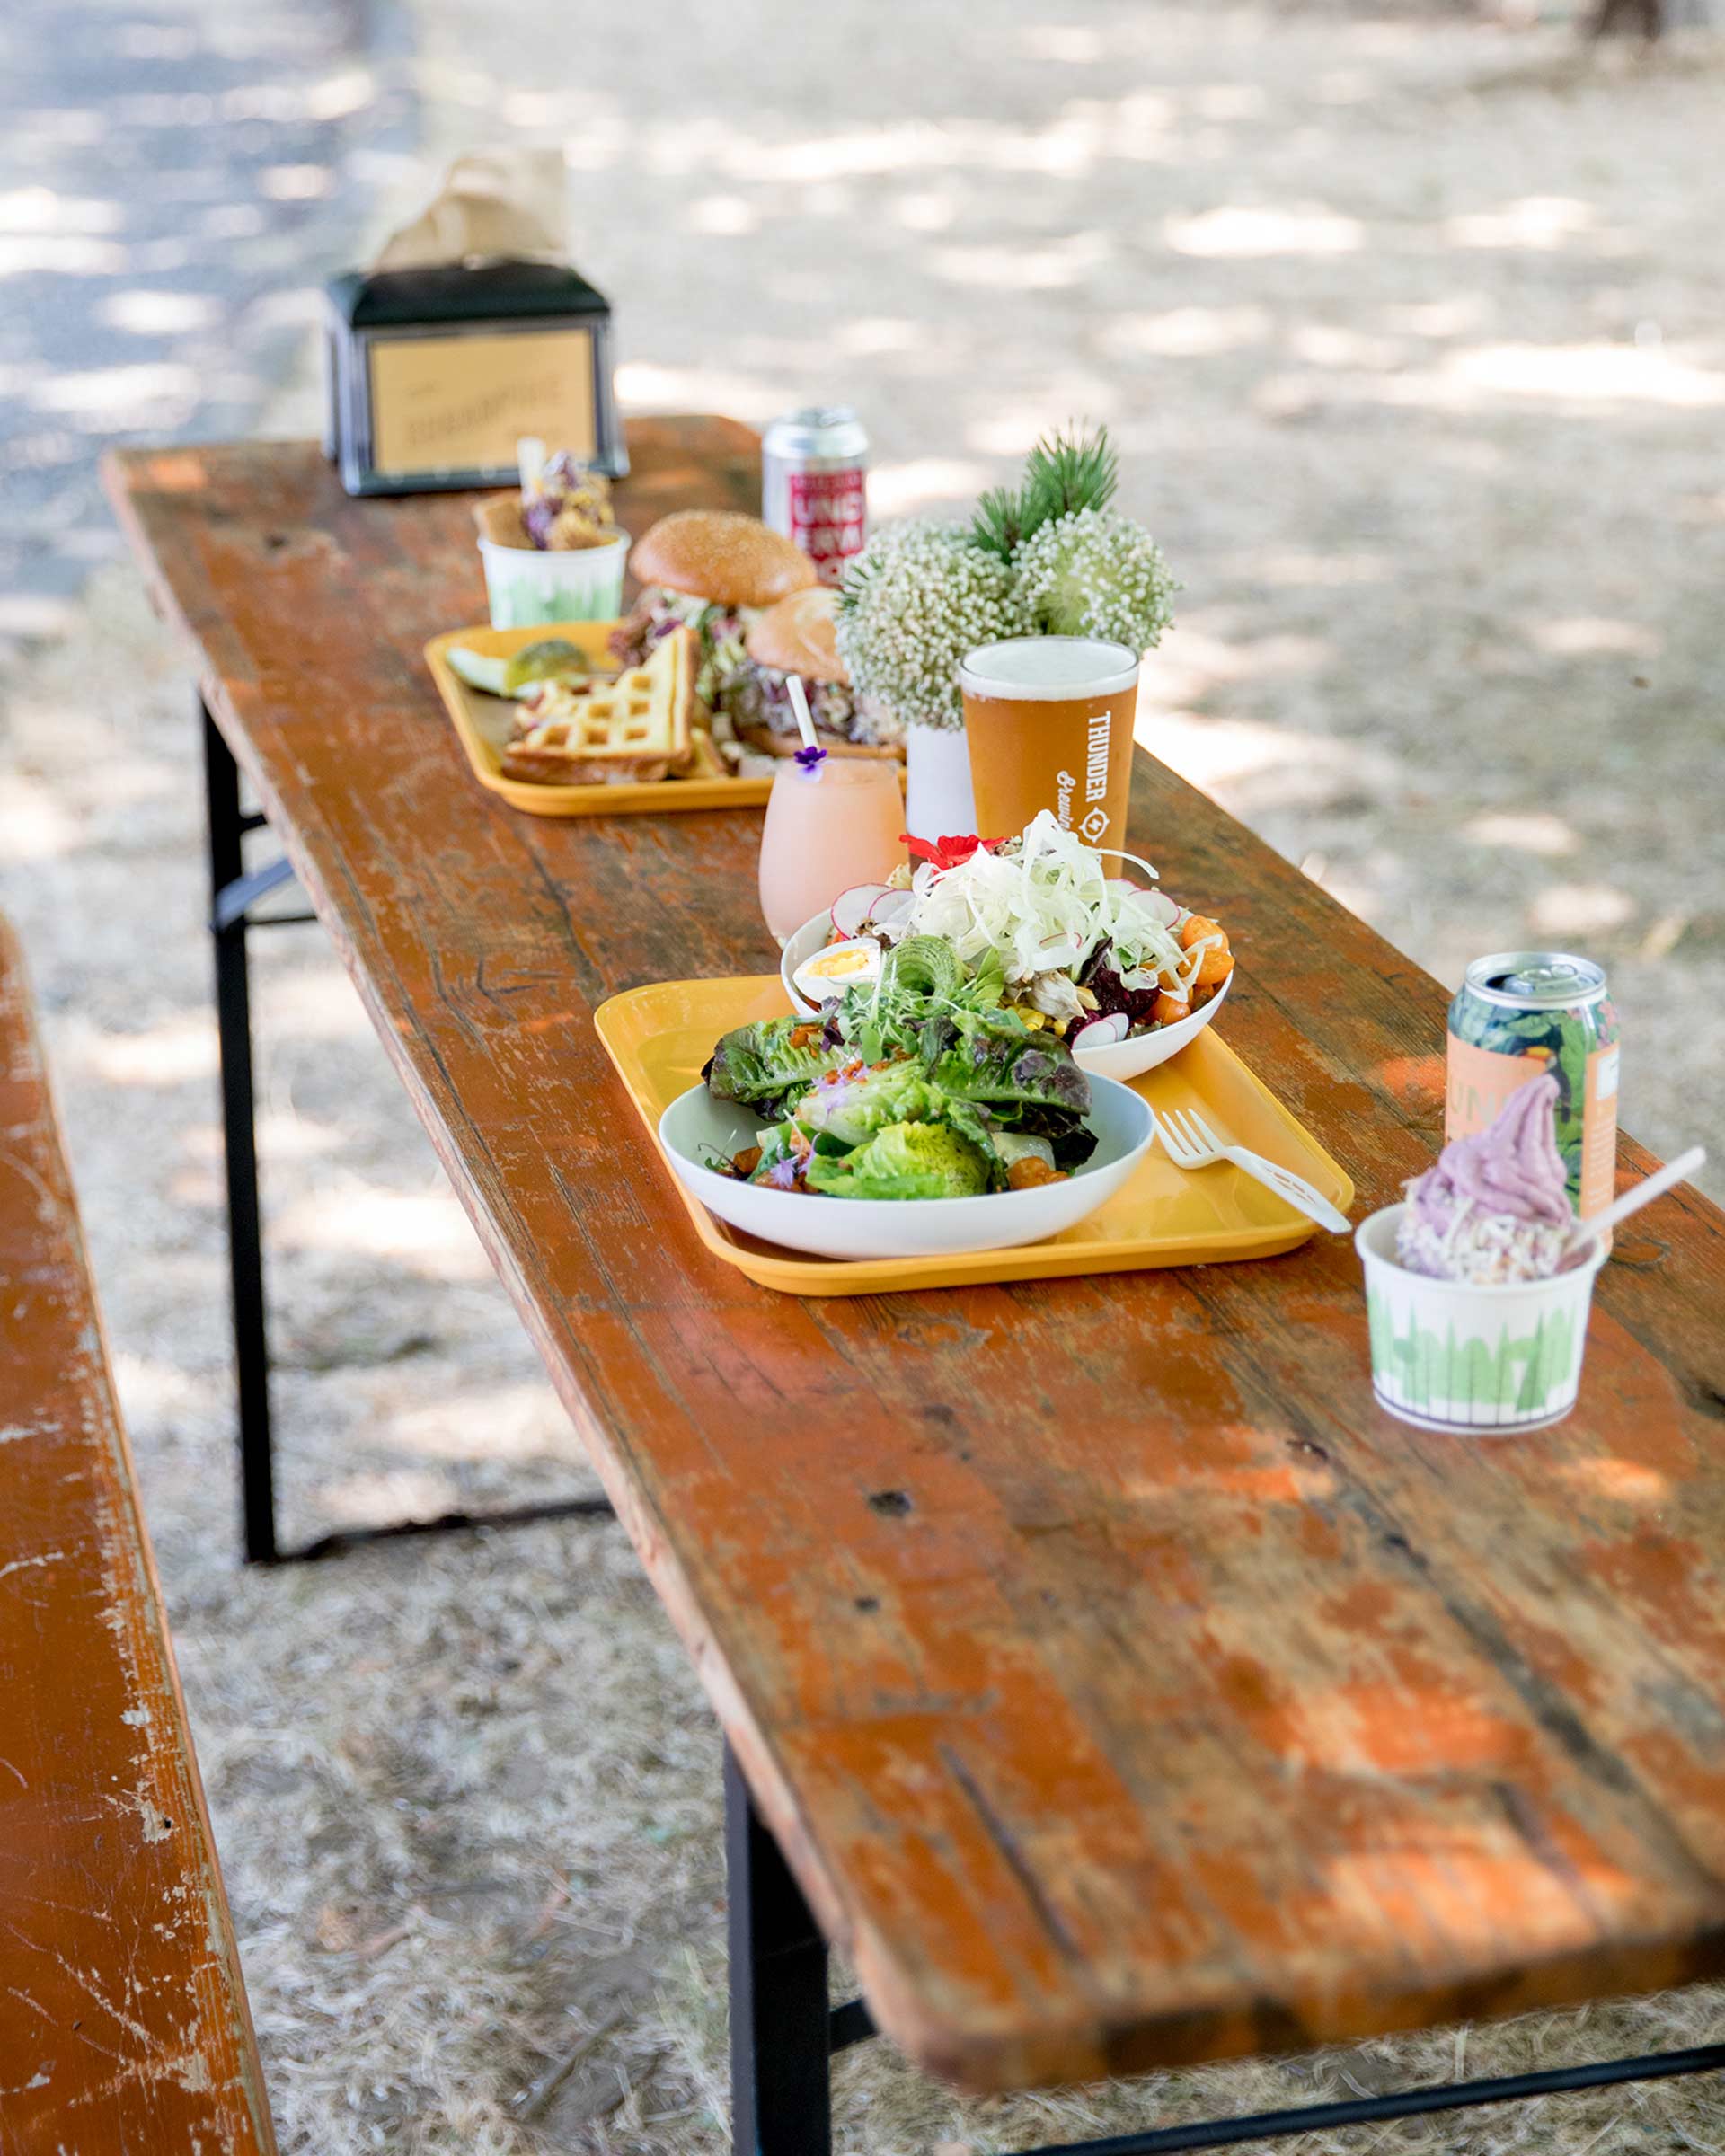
[757,757,906,944]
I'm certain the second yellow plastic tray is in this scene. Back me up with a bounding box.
[595,975,1355,1295]
[424,621,775,817]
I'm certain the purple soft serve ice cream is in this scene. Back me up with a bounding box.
[1396,1074,1577,1284]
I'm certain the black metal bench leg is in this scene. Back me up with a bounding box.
[727,1745,833,2156]
[201,695,278,1565]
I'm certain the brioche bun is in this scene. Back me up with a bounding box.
[629,510,818,609]
[745,586,849,685]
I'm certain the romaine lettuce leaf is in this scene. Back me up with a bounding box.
[704,1019,851,1115]
[804,1120,990,1200]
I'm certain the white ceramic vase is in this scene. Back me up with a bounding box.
[903,723,977,842]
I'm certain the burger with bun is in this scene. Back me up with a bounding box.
[612,511,818,764]
[736,588,903,759]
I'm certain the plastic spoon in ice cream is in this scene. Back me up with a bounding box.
[1578,1145,1707,1247]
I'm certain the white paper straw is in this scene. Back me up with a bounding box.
[517,436,547,494]
[786,675,819,755]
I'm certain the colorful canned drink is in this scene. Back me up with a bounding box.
[762,404,869,587]
[1446,951,1620,1222]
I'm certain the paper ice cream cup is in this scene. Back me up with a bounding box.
[1356,1203,1606,1435]
[477,529,628,628]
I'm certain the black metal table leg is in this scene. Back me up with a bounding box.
[727,1745,834,2156]
[202,695,279,1564]
[198,693,615,1566]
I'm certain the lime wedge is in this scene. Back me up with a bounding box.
[502,639,588,694]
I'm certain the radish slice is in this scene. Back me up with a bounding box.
[1116,886,1180,927]
[865,889,916,928]
[829,884,890,937]
[1072,1012,1131,1050]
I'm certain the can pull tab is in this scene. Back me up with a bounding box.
[1499,960,1589,1000]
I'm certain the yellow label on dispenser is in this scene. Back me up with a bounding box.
[367,327,596,477]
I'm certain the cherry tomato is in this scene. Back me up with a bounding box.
[1180,915,1233,985]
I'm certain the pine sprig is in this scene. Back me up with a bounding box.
[969,484,1025,561]
[969,421,1118,557]
[1021,422,1119,530]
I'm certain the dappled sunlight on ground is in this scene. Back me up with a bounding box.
[381,1380,593,1465]
[276,1182,496,1281]
[1165,204,1367,257]
[1528,881,1640,938]
[1461,811,1579,857]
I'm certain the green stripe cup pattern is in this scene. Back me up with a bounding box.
[1367,1285,1584,1427]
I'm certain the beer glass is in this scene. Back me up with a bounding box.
[960,636,1140,848]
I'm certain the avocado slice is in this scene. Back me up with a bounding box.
[446,644,511,696]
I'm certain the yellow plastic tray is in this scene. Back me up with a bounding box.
[424,621,775,817]
[595,976,1356,1295]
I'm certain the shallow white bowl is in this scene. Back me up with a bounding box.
[657,1073,1155,1262]
[779,914,1231,1083]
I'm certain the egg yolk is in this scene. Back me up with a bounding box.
[809,948,875,978]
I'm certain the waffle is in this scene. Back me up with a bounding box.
[500,626,695,786]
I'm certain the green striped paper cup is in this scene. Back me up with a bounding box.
[1356,1203,1606,1435]
[477,529,628,628]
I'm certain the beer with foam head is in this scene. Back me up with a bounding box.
[959,636,1140,849]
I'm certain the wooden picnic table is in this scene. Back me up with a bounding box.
[104,420,1725,2103]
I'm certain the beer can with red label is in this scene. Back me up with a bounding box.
[762,405,870,586]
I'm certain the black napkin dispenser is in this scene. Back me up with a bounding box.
[323,261,625,497]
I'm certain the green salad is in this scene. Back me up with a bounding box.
[702,938,1096,1200]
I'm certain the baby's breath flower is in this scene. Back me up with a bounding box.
[1012,508,1177,650]
[836,520,1022,732]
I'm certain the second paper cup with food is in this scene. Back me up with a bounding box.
[473,450,628,627]
[477,530,628,626]
[1358,1073,1606,1434]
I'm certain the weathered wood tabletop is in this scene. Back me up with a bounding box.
[0,916,274,2154]
[104,420,1725,2094]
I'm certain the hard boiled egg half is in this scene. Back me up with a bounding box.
[791,938,883,1007]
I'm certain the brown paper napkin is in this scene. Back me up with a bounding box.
[369,149,568,271]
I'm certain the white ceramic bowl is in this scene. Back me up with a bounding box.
[478,528,629,628]
[1356,1202,1606,1435]
[779,913,1231,1082]
[658,1073,1155,1262]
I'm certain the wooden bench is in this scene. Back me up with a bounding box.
[0,915,274,2155]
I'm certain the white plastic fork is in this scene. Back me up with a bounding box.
[1155,1105,1352,1233]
